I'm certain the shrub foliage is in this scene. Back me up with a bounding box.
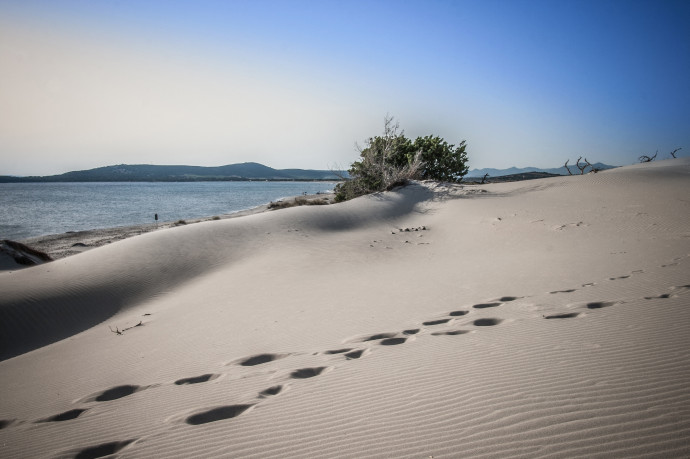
[335,116,468,201]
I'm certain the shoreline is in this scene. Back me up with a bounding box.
[9,174,562,262]
[17,192,335,261]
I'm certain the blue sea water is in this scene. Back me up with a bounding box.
[0,181,336,240]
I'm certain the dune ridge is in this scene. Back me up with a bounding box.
[0,158,689,458]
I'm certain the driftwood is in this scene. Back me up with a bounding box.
[670,147,681,158]
[480,173,489,184]
[109,321,143,335]
[639,151,658,163]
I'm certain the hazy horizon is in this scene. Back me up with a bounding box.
[2,0,689,176]
[3,158,624,179]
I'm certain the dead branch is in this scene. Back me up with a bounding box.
[639,150,658,163]
[109,321,143,335]
[564,159,573,175]
[575,156,592,174]
[481,173,489,184]
[670,147,681,158]
[564,157,596,174]
[585,158,599,174]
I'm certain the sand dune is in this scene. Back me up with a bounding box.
[1,158,689,458]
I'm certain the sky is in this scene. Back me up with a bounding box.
[1,0,689,176]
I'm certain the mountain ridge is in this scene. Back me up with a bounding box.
[0,162,345,182]
[467,162,617,177]
[1,161,618,183]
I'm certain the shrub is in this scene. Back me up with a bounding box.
[335,116,468,202]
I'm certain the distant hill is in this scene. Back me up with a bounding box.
[466,162,617,178]
[0,163,346,182]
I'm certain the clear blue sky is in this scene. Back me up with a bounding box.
[1,0,688,175]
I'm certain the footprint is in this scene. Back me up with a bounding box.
[609,275,630,280]
[344,349,365,359]
[403,329,420,335]
[68,439,136,459]
[586,301,616,309]
[362,333,398,342]
[432,329,470,336]
[186,405,254,425]
[473,302,501,309]
[449,310,469,316]
[324,348,352,355]
[549,289,576,294]
[473,318,502,326]
[498,296,519,302]
[644,293,671,300]
[236,353,287,366]
[379,337,407,345]
[290,367,327,379]
[175,374,219,385]
[37,408,88,423]
[85,385,144,402]
[422,318,451,326]
[259,385,283,397]
[0,419,15,430]
[544,312,580,319]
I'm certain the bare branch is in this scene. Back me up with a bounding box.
[585,158,600,173]
[109,321,143,336]
[481,173,489,184]
[564,159,573,175]
[328,162,349,181]
[670,147,681,158]
[575,156,589,174]
[639,150,658,163]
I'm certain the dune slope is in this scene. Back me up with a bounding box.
[1,158,689,458]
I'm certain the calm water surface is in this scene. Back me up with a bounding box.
[0,182,335,240]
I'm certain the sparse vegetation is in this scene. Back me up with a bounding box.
[268,196,330,210]
[335,116,469,202]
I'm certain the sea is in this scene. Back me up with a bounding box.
[0,181,336,241]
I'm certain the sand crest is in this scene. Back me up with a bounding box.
[1,158,689,458]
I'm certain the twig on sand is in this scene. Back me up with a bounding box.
[109,321,143,335]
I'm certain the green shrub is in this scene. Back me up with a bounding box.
[335,116,468,202]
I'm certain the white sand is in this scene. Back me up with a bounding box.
[1,158,689,458]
